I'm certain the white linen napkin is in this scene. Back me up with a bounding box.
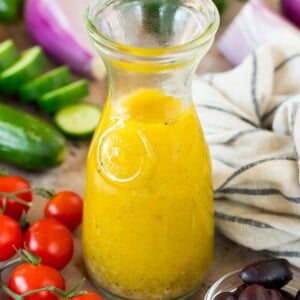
[193,41,300,266]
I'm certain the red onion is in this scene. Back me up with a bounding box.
[281,0,300,27]
[218,0,299,66]
[25,0,106,79]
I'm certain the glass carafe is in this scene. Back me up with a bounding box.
[82,1,219,299]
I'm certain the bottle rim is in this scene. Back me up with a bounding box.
[85,0,220,61]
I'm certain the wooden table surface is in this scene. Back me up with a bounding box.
[0,1,272,299]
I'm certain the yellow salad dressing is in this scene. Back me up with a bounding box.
[82,89,214,300]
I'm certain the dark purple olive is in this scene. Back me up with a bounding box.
[234,284,248,297]
[214,291,238,300]
[296,289,300,300]
[279,289,295,300]
[265,289,285,300]
[238,285,284,300]
[239,259,293,289]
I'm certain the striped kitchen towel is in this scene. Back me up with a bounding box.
[193,41,300,266]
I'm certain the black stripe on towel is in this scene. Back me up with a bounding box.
[213,157,239,169]
[216,187,300,203]
[216,157,297,191]
[291,105,299,161]
[251,53,260,123]
[291,105,298,128]
[215,211,273,228]
[275,52,300,72]
[224,129,258,144]
[265,250,300,258]
[261,95,294,122]
[196,104,258,128]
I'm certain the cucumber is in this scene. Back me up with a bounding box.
[37,80,89,114]
[0,39,20,72]
[0,46,48,94]
[54,103,101,138]
[0,103,67,170]
[19,66,72,103]
[213,0,227,15]
[0,0,24,23]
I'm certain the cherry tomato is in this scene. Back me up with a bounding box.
[24,218,74,270]
[8,263,65,300]
[72,292,104,300]
[44,191,83,231]
[0,214,23,261]
[0,175,32,220]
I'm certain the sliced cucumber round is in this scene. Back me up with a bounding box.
[19,66,72,103]
[37,79,89,114]
[54,103,101,138]
[0,46,48,94]
[0,39,20,72]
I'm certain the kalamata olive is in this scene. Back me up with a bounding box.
[238,285,284,300]
[266,289,285,300]
[279,289,294,300]
[214,291,238,300]
[234,284,248,297]
[239,259,293,289]
[295,288,300,300]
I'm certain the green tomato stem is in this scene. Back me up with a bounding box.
[63,280,87,298]
[0,187,55,210]
[0,257,22,273]
[0,281,23,300]
[0,192,31,207]
[12,187,55,199]
[0,168,8,176]
[21,286,67,298]
[31,188,55,199]
[18,248,41,266]
[0,279,67,300]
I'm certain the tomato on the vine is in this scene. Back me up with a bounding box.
[24,218,74,270]
[8,263,65,300]
[72,292,104,300]
[0,214,23,261]
[0,175,32,220]
[44,191,83,231]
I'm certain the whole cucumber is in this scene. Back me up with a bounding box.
[0,103,67,170]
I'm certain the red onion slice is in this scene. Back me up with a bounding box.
[25,0,106,79]
[281,0,300,28]
[218,0,299,66]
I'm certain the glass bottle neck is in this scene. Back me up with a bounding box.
[86,0,219,119]
[102,43,212,115]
